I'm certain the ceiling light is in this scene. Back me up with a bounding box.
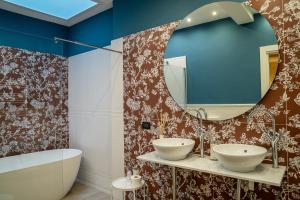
[187,18,192,22]
[212,11,218,16]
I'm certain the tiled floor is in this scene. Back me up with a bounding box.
[63,182,111,200]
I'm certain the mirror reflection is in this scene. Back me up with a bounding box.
[164,2,279,120]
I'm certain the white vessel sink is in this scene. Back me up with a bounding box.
[213,144,267,173]
[152,138,195,161]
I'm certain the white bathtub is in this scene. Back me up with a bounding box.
[0,149,82,200]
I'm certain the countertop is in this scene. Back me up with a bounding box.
[137,151,286,186]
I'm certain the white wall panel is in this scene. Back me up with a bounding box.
[68,47,117,194]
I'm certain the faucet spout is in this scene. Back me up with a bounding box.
[248,108,280,168]
[195,108,208,158]
[180,108,208,158]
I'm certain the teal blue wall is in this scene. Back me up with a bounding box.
[1,0,265,57]
[66,9,113,57]
[0,9,68,56]
[0,8,113,57]
[112,0,244,39]
[165,15,277,104]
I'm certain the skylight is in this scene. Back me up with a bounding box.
[4,0,98,20]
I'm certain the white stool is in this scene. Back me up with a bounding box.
[112,177,145,200]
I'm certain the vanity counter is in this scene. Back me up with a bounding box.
[137,151,286,186]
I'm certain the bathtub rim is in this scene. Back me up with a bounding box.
[0,149,82,175]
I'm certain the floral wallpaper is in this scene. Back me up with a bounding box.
[0,46,68,158]
[123,0,300,199]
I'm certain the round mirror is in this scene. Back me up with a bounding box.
[164,2,279,120]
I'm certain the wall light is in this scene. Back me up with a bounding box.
[187,18,192,22]
[212,11,217,16]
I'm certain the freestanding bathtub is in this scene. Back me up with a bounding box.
[0,149,82,200]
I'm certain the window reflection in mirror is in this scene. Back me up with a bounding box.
[163,2,279,120]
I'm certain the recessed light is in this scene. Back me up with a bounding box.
[212,11,217,16]
[187,18,192,22]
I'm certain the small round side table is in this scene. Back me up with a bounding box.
[112,177,146,200]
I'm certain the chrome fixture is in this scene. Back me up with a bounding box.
[54,37,123,54]
[180,108,208,158]
[247,108,280,168]
[195,108,208,158]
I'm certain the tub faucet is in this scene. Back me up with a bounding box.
[195,108,208,158]
[247,108,280,168]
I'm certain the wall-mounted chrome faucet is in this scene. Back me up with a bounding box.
[180,108,208,158]
[195,108,208,158]
[247,108,280,168]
